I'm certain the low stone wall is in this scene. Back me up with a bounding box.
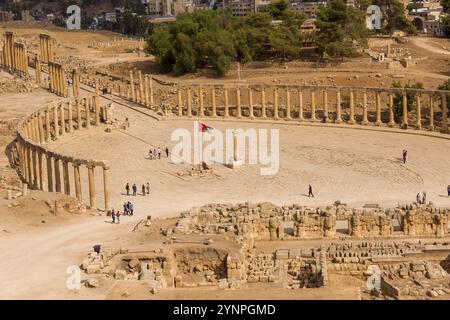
[172,202,450,240]
[14,94,112,211]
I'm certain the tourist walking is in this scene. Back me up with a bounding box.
[123,202,128,215]
[416,193,421,204]
[447,185,450,197]
[111,209,115,224]
[308,185,314,197]
[165,147,169,158]
[116,210,121,224]
[157,147,162,159]
[132,183,137,196]
[129,202,134,216]
[149,149,153,160]
[142,184,146,196]
[422,191,427,205]
[146,182,150,194]
[402,149,408,164]
[125,183,130,196]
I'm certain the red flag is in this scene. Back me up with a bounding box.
[200,122,213,133]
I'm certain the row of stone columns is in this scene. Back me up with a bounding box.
[39,33,53,63]
[17,96,110,211]
[48,61,67,97]
[128,70,154,107]
[23,96,103,144]
[12,42,28,75]
[174,86,449,132]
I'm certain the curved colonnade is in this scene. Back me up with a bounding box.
[15,94,111,211]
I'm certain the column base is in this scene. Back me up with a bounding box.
[229,159,243,169]
[335,119,343,124]
[361,120,369,125]
[429,126,435,131]
[375,121,382,126]
[348,120,356,125]
[388,122,396,128]
[415,125,422,130]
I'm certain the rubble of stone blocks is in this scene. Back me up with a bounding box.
[380,261,450,299]
[172,202,450,240]
[176,162,214,178]
[81,247,116,274]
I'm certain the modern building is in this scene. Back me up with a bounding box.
[288,1,326,18]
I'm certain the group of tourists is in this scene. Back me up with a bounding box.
[125,182,150,196]
[110,201,135,224]
[416,191,427,205]
[148,147,169,160]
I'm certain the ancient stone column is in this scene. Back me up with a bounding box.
[224,88,229,118]
[130,70,135,102]
[76,99,82,129]
[286,88,291,120]
[248,88,254,119]
[149,77,154,107]
[46,154,53,192]
[87,163,96,209]
[348,90,355,125]
[261,87,266,118]
[103,164,110,211]
[273,88,279,120]
[236,87,242,119]
[187,88,192,117]
[54,158,62,193]
[37,149,44,190]
[137,71,143,104]
[336,90,342,123]
[94,95,100,126]
[73,162,82,202]
[144,75,149,106]
[416,94,422,129]
[38,113,45,143]
[441,94,448,132]
[298,89,304,120]
[212,88,217,117]
[310,90,317,121]
[68,102,74,133]
[402,92,408,128]
[375,91,382,126]
[323,90,328,122]
[45,109,51,142]
[85,98,91,128]
[199,86,205,117]
[362,91,369,125]
[35,58,41,85]
[53,106,59,138]
[388,93,395,127]
[177,90,183,116]
[60,104,66,136]
[72,69,79,97]
[26,146,33,185]
[429,95,434,131]
[62,160,70,195]
[31,147,38,188]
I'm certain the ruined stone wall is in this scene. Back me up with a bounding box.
[174,202,450,240]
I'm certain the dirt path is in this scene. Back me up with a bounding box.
[410,37,450,56]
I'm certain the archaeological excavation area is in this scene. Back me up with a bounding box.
[1,27,450,300]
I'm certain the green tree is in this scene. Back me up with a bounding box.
[261,0,289,20]
[392,81,424,122]
[437,79,450,111]
[315,0,368,59]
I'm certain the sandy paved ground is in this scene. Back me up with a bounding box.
[46,97,450,219]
